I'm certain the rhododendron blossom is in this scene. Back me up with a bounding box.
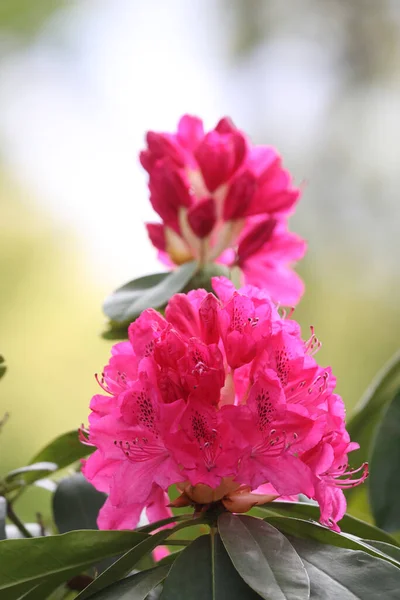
[140,115,306,305]
[82,277,367,533]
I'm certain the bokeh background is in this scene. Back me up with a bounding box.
[1,0,399,523]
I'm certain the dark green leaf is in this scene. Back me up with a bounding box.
[369,390,400,531]
[161,533,261,599]
[0,355,6,380]
[101,324,131,341]
[137,513,194,534]
[364,540,400,564]
[288,536,400,599]
[76,517,204,599]
[183,263,231,293]
[254,501,398,545]
[347,350,400,468]
[103,263,198,324]
[218,514,309,600]
[5,462,57,483]
[0,529,147,600]
[16,578,67,600]
[264,516,400,567]
[0,498,6,541]
[53,475,118,578]
[156,550,182,568]
[85,565,170,599]
[53,474,106,534]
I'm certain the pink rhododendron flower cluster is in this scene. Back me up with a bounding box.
[82,278,367,533]
[141,115,306,306]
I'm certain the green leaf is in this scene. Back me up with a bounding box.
[263,516,400,567]
[347,350,400,467]
[218,514,309,600]
[103,272,168,324]
[101,324,132,341]
[183,263,231,293]
[254,501,399,545]
[85,565,170,599]
[0,529,147,600]
[369,390,400,531]
[0,355,6,380]
[53,474,106,534]
[288,536,400,599]
[156,550,182,568]
[7,431,94,501]
[137,513,194,534]
[15,578,68,600]
[0,498,6,541]
[30,430,94,468]
[161,533,261,599]
[76,516,204,599]
[103,262,198,324]
[5,462,58,483]
[364,540,400,564]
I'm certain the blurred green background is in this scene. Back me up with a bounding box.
[1,0,399,524]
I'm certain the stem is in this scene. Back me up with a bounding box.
[36,512,46,537]
[210,525,217,600]
[7,503,33,538]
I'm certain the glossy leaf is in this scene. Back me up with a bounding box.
[0,529,147,600]
[86,565,170,599]
[161,533,261,599]
[218,514,309,600]
[288,536,400,599]
[264,516,400,567]
[255,501,398,545]
[53,474,106,534]
[347,350,400,467]
[103,262,198,324]
[369,390,400,531]
[76,517,204,599]
[0,498,6,541]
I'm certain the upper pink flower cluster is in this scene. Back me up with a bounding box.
[83,278,367,532]
[141,115,306,306]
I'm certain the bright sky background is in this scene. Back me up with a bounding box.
[0,0,335,288]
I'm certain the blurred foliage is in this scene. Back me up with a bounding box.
[222,0,400,83]
[0,170,108,522]
[0,0,69,39]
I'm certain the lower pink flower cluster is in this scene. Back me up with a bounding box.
[82,277,367,532]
